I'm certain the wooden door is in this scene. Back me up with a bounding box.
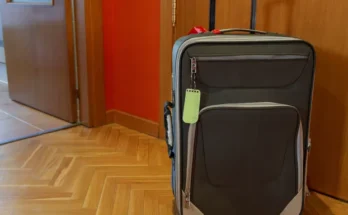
[0,0,77,122]
[215,0,251,29]
[175,0,210,39]
[253,0,348,201]
[202,0,348,201]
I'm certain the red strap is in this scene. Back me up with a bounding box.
[188,26,208,35]
[212,29,222,34]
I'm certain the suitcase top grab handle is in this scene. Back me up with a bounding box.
[213,28,267,35]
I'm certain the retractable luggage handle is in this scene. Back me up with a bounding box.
[164,102,174,158]
[210,0,262,34]
[250,0,257,30]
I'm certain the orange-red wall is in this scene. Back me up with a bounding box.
[103,0,160,122]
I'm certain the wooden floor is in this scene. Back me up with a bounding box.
[304,193,348,215]
[0,81,70,143]
[0,124,347,215]
[0,124,173,215]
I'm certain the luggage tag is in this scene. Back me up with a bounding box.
[183,89,201,123]
[183,57,201,124]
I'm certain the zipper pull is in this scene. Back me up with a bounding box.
[184,191,191,208]
[190,57,197,89]
[191,57,197,74]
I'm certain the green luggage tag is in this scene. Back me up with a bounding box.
[183,89,201,124]
[183,57,200,124]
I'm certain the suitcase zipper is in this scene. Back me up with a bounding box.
[193,54,308,62]
[190,57,197,89]
[184,102,304,208]
[189,55,308,88]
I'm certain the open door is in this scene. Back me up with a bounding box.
[0,0,77,122]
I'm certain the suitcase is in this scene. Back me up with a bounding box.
[164,1,316,214]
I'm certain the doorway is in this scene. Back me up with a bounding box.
[0,0,106,144]
[0,0,76,144]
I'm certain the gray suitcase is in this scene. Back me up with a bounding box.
[164,2,316,214]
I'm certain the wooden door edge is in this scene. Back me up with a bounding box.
[75,0,106,127]
[159,0,174,139]
[65,0,78,122]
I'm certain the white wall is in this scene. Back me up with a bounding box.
[0,13,5,63]
[0,14,3,41]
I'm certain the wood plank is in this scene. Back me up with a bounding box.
[129,190,145,215]
[112,184,131,215]
[215,0,251,29]
[95,177,118,215]
[175,0,210,39]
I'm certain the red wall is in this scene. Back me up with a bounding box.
[103,0,160,122]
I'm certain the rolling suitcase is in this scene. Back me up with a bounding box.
[164,1,316,214]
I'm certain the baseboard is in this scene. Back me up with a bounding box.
[106,109,159,137]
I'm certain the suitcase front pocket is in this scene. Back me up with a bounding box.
[184,102,304,213]
[191,55,309,88]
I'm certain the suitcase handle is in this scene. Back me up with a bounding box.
[164,101,174,158]
[250,0,257,30]
[210,0,258,31]
[213,28,267,34]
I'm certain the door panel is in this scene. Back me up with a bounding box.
[175,0,251,38]
[255,0,348,201]
[0,0,77,122]
[174,0,348,201]
[175,0,210,39]
[215,0,251,29]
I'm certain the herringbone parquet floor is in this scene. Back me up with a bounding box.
[0,123,347,215]
[0,124,173,215]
